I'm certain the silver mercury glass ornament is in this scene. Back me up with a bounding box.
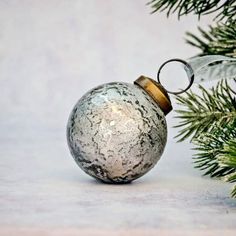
[67,59,194,183]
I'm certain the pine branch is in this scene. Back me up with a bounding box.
[148,0,236,197]
[148,0,236,198]
[186,23,236,58]
[218,139,236,169]
[193,122,236,178]
[193,123,236,197]
[174,79,236,142]
[218,139,236,197]
[175,80,236,197]
[148,0,236,22]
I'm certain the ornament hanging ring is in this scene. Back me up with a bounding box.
[157,58,194,95]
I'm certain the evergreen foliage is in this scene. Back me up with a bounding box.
[175,79,236,197]
[148,0,236,21]
[175,79,236,142]
[148,0,236,197]
[186,23,236,57]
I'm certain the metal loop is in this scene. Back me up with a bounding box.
[157,58,194,95]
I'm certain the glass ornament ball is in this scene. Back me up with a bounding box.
[67,77,171,183]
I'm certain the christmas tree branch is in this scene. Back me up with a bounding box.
[148,1,236,58]
[186,22,236,58]
[175,80,236,197]
[218,139,236,197]
[193,123,236,177]
[148,0,236,197]
[174,79,236,142]
[148,0,236,21]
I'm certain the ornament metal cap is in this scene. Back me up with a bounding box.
[134,76,172,115]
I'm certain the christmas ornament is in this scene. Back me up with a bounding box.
[67,56,236,184]
[67,77,171,183]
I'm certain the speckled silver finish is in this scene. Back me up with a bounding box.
[67,82,167,183]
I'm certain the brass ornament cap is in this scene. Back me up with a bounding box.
[134,76,173,115]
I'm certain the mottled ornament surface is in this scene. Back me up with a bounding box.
[67,82,167,183]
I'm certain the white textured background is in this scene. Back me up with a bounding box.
[0,1,235,235]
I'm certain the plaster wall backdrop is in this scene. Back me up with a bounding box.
[0,1,235,236]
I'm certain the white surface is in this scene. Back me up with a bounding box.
[0,1,235,235]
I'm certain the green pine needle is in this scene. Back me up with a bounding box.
[147,0,236,22]
[231,185,236,198]
[174,79,236,142]
[175,80,236,197]
[148,1,236,58]
[218,139,236,168]
[186,23,236,58]
[147,0,236,198]
[218,139,236,197]
[193,123,236,178]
